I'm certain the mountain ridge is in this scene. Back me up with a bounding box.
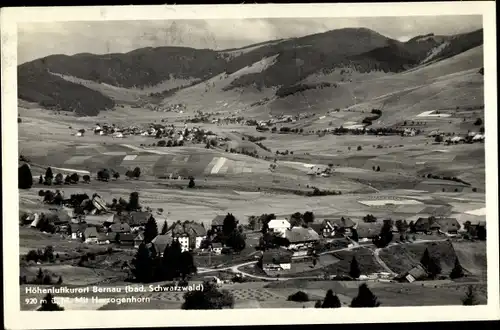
[18,27,483,116]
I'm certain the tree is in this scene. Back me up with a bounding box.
[462,285,479,306]
[289,212,303,227]
[376,166,381,172]
[477,225,486,240]
[18,163,33,189]
[287,291,309,302]
[182,281,234,309]
[222,213,237,237]
[314,300,322,308]
[226,230,246,252]
[357,146,362,151]
[70,173,79,183]
[133,167,141,179]
[303,211,314,224]
[179,251,197,279]
[351,228,359,242]
[450,257,465,279]
[350,284,380,307]
[322,289,341,308]
[97,169,110,182]
[38,293,64,311]
[44,167,54,185]
[113,172,120,180]
[57,276,63,285]
[144,215,158,244]
[128,192,140,211]
[434,135,443,143]
[54,173,64,185]
[82,174,91,183]
[188,177,195,188]
[349,256,361,279]
[420,248,441,279]
[131,243,154,283]
[160,221,168,235]
[39,175,44,184]
[474,118,483,126]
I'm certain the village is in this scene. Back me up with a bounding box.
[20,174,487,286]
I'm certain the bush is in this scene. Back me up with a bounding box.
[287,291,309,302]
[474,118,483,126]
[357,146,362,151]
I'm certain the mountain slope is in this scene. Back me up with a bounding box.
[17,27,483,116]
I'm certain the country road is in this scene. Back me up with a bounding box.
[198,238,450,281]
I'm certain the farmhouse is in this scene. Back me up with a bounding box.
[397,264,428,283]
[129,211,151,228]
[69,223,88,240]
[210,243,223,255]
[168,220,207,250]
[414,217,460,234]
[356,222,384,240]
[97,233,110,245]
[109,222,132,234]
[118,233,135,246]
[268,219,291,237]
[285,227,320,257]
[134,233,144,248]
[83,227,99,244]
[260,249,293,273]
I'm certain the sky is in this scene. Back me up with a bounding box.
[18,16,482,64]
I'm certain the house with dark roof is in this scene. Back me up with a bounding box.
[396,264,428,283]
[211,215,226,232]
[129,211,151,228]
[118,233,135,246]
[83,227,99,244]
[285,227,320,257]
[414,217,460,234]
[109,222,131,234]
[356,222,384,240]
[211,214,238,233]
[97,233,110,245]
[69,223,88,240]
[260,249,293,273]
[210,242,223,255]
[134,233,144,248]
[168,220,207,251]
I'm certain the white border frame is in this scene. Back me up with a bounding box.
[2,2,498,329]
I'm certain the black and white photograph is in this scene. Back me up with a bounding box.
[2,2,499,329]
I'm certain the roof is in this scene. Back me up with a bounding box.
[211,243,223,248]
[328,217,356,228]
[285,227,320,243]
[134,233,144,241]
[129,211,151,226]
[119,233,135,242]
[211,215,226,226]
[84,227,98,238]
[70,223,88,232]
[262,249,293,264]
[97,233,109,242]
[268,219,290,229]
[46,209,71,225]
[109,222,131,233]
[170,221,207,237]
[355,222,384,238]
[152,234,173,253]
[308,223,325,235]
[435,218,461,232]
[415,217,459,232]
[406,264,428,280]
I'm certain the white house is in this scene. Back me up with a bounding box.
[176,235,190,252]
[268,219,291,237]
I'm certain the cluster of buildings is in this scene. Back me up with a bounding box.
[428,130,485,143]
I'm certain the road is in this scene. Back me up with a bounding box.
[198,238,450,281]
